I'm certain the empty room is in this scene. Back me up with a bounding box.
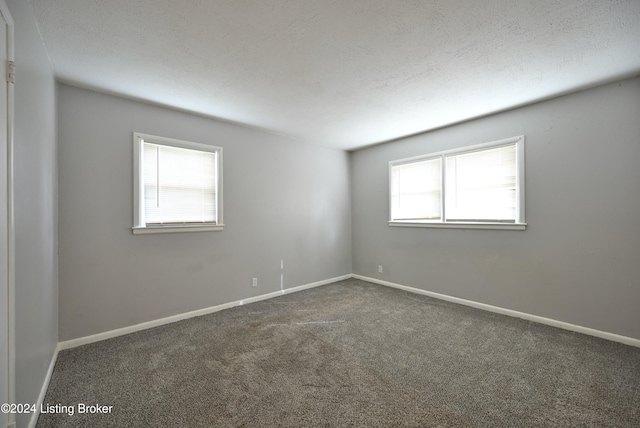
[3,0,640,427]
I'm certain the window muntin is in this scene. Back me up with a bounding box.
[133,133,223,234]
[389,136,525,229]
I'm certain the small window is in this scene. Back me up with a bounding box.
[133,133,223,234]
[389,136,525,230]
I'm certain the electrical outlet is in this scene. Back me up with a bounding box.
[252,278,258,287]
[378,265,383,273]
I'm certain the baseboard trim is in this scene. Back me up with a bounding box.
[27,345,59,428]
[57,273,639,352]
[353,274,640,348]
[58,274,352,351]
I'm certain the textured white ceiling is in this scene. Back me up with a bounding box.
[30,0,640,150]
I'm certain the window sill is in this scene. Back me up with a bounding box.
[388,221,526,231]
[132,224,224,234]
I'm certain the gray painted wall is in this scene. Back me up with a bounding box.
[9,0,59,427]
[352,77,640,340]
[58,85,352,341]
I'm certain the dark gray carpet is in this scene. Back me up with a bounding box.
[37,279,640,427]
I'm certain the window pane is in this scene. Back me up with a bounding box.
[445,144,516,222]
[143,143,217,224]
[391,158,441,220]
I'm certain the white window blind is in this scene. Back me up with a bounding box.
[445,144,517,222]
[391,158,442,220]
[143,142,217,225]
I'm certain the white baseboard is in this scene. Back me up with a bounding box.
[58,274,352,351]
[353,274,640,348]
[27,345,59,428]
[54,271,639,361]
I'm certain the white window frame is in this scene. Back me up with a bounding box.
[389,136,526,230]
[132,132,224,234]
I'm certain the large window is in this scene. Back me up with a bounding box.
[389,136,525,230]
[133,133,223,234]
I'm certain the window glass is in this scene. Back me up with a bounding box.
[143,143,217,225]
[445,144,516,222]
[391,158,441,220]
[389,136,524,229]
[133,132,223,234]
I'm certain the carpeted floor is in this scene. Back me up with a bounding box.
[37,278,640,427]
